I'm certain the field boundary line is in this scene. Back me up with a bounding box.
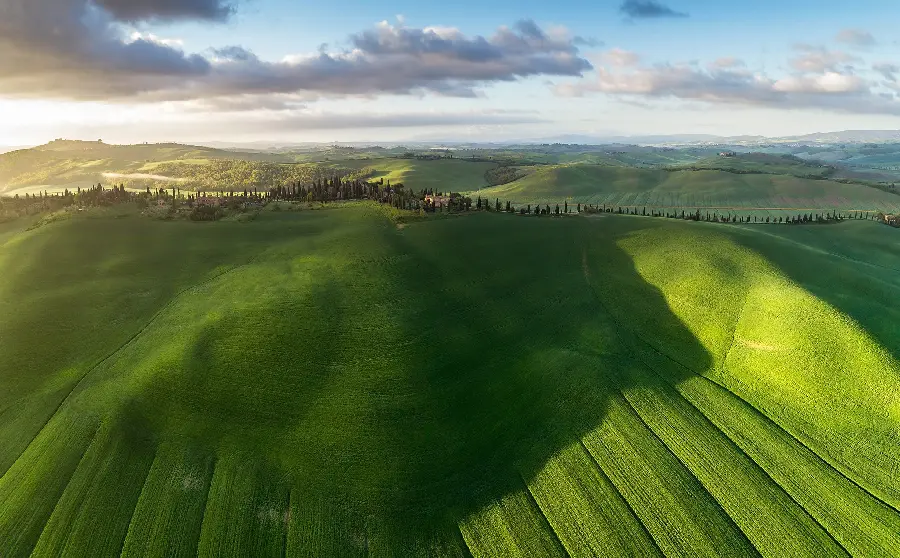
[672,372,887,555]
[582,245,900,514]
[634,357,851,556]
[6,255,262,479]
[519,472,571,558]
[622,297,900,518]
[619,386,763,554]
[732,225,900,274]
[577,439,665,557]
[582,243,828,554]
[27,421,104,556]
[115,447,157,558]
[626,313,900,517]
[614,388,762,557]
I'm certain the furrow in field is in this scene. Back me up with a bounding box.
[614,362,847,557]
[632,337,900,556]
[0,256,262,483]
[120,445,216,558]
[716,283,900,512]
[524,439,662,557]
[285,493,367,558]
[365,517,473,558]
[688,373,900,555]
[458,482,568,558]
[0,413,99,558]
[30,424,156,557]
[628,316,900,524]
[581,392,757,558]
[196,457,290,557]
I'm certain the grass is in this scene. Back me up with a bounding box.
[339,157,497,191]
[468,163,900,215]
[0,203,898,556]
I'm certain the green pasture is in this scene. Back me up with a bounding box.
[0,204,899,556]
[469,164,900,215]
[337,157,497,191]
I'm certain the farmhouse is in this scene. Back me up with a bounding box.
[425,194,452,208]
[196,194,225,207]
[719,151,737,157]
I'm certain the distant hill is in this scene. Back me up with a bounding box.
[468,163,900,213]
[0,141,297,193]
[0,146,32,155]
[673,152,837,179]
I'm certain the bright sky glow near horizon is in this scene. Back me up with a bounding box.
[1,0,900,145]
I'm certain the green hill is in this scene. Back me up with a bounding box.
[1,203,899,556]
[339,157,497,191]
[0,144,497,195]
[0,141,296,193]
[674,152,836,179]
[469,164,900,215]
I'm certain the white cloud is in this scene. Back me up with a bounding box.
[773,72,866,94]
[560,59,900,115]
[708,57,745,70]
[789,46,859,73]
[602,48,641,67]
[129,31,184,48]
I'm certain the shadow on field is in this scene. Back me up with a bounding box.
[334,214,712,543]
[97,210,714,552]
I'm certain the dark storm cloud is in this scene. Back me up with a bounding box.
[0,0,212,99]
[0,4,592,102]
[92,0,236,22]
[620,0,689,19]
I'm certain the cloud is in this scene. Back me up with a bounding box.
[602,48,641,67]
[573,36,604,48]
[708,57,745,70]
[93,0,236,22]
[873,63,899,82]
[180,94,309,112]
[788,46,860,73]
[619,0,688,19]
[0,9,592,102]
[560,62,900,115]
[0,0,213,99]
[244,109,546,131]
[74,109,547,140]
[835,28,876,47]
[773,72,866,94]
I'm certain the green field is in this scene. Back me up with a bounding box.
[1,203,899,556]
[339,158,497,191]
[469,164,900,216]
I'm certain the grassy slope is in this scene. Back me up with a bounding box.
[340,158,496,192]
[0,142,291,193]
[675,153,835,178]
[0,205,898,556]
[469,164,900,213]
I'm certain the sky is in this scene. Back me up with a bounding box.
[1,0,900,145]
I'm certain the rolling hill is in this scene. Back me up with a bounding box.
[469,164,900,215]
[1,203,898,556]
[338,157,497,191]
[0,140,295,194]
